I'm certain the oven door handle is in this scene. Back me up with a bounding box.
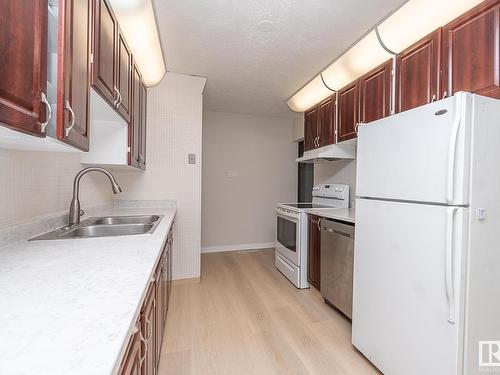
[276,209,299,222]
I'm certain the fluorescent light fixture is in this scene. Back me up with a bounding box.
[287,0,484,112]
[109,0,166,86]
[377,0,484,52]
[322,30,393,91]
[286,75,334,112]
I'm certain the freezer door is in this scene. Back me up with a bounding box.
[352,198,467,375]
[356,92,471,205]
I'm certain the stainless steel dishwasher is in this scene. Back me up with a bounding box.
[320,218,355,318]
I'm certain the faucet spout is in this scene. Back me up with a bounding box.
[68,167,122,226]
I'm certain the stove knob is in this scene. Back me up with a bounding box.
[339,188,343,192]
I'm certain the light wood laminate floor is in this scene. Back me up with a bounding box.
[158,249,380,375]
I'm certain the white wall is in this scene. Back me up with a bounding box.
[0,150,112,228]
[292,114,304,141]
[202,110,297,252]
[314,160,357,208]
[112,72,207,280]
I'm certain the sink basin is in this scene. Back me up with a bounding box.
[30,214,163,241]
[88,215,160,225]
[59,223,154,238]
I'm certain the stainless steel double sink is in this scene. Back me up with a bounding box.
[30,215,163,241]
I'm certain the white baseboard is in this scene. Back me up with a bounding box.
[202,242,275,253]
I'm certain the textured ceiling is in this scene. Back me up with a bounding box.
[153,0,408,118]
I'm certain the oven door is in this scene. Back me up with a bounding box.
[275,209,300,266]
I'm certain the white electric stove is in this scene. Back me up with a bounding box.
[275,184,350,288]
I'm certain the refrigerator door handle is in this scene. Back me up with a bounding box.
[445,207,457,324]
[446,94,463,203]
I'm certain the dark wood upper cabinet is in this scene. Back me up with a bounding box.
[337,80,360,142]
[359,59,392,123]
[318,96,336,147]
[92,0,118,104]
[139,82,147,169]
[57,0,91,151]
[116,28,132,122]
[129,64,141,168]
[442,0,500,99]
[0,0,48,137]
[395,28,441,113]
[308,215,321,290]
[304,107,318,151]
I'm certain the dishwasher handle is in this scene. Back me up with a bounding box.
[321,220,355,239]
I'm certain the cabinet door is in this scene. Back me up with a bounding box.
[304,107,318,151]
[129,64,141,168]
[116,28,132,122]
[318,96,336,147]
[141,283,156,375]
[0,0,47,137]
[396,29,441,113]
[337,80,359,142]
[118,327,142,375]
[442,0,500,99]
[57,0,91,151]
[307,215,321,290]
[359,59,392,124]
[92,0,117,104]
[154,257,164,368]
[139,81,147,169]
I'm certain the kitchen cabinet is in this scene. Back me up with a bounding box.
[395,29,441,113]
[92,0,118,105]
[141,283,156,375]
[130,64,142,168]
[308,215,321,290]
[318,96,336,147]
[118,322,142,375]
[140,82,147,168]
[304,107,318,151]
[57,0,92,151]
[0,0,48,137]
[337,80,359,142]
[117,226,173,375]
[442,0,500,99]
[116,28,132,122]
[338,59,392,142]
[304,95,335,151]
[359,59,392,123]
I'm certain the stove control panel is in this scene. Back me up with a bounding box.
[312,184,350,200]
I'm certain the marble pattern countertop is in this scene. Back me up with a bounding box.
[304,207,356,223]
[0,202,176,375]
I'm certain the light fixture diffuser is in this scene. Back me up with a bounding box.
[109,0,166,86]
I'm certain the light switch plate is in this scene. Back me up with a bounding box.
[188,154,196,164]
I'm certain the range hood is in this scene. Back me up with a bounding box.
[296,140,356,163]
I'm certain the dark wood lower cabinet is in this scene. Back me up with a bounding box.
[308,215,321,290]
[119,229,174,375]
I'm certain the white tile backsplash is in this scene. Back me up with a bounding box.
[0,150,113,228]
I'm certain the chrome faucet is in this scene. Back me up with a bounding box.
[68,167,122,226]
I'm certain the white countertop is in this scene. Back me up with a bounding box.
[0,204,176,375]
[304,207,356,223]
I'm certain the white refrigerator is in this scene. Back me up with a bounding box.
[352,92,500,375]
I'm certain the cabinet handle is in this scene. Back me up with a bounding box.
[64,100,75,136]
[431,94,437,102]
[117,91,122,107]
[145,316,153,341]
[139,324,147,365]
[443,91,448,99]
[317,218,321,231]
[38,92,52,133]
[113,86,119,107]
[355,122,363,135]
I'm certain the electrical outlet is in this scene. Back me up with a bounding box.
[188,154,196,164]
